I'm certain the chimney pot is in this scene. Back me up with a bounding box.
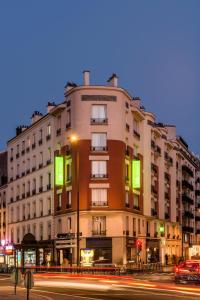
[107,73,118,87]
[83,70,90,86]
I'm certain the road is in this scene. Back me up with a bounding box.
[0,273,200,300]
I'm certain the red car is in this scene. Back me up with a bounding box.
[175,260,200,284]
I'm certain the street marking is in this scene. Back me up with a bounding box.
[33,288,104,300]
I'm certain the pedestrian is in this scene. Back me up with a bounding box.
[165,254,168,265]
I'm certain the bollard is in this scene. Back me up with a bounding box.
[24,271,34,300]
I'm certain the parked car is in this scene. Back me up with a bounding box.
[175,260,200,284]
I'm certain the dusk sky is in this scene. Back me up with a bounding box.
[0,1,199,154]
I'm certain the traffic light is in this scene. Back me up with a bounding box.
[136,239,142,253]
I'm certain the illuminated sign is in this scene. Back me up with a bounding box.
[55,156,64,186]
[132,160,141,189]
[5,245,14,255]
[80,249,94,267]
[160,225,165,233]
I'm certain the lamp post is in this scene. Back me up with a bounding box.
[69,135,80,266]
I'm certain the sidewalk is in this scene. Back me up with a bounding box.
[0,287,49,300]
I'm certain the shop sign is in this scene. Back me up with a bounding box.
[127,238,135,247]
[5,245,14,255]
[80,249,94,266]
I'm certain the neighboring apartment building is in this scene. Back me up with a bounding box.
[5,71,200,266]
[0,151,7,261]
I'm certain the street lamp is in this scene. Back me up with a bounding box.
[69,134,80,266]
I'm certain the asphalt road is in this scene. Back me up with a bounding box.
[0,274,200,300]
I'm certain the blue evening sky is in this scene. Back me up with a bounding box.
[0,0,199,154]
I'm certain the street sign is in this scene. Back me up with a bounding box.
[10,269,23,285]
[24,271,34,289]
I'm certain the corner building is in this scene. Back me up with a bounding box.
[7,71,199,266]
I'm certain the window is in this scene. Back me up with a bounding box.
[47,124,51,135]
[133,194,139,209]
[138,219,141,234]
[57,219,62,233]
[39,199,43,216]
[32,133,36,145]
[133,218,136,235]
[126,216,129,232]
[125,191,129,207]
[66,110,71,127]
[58,194,62,209]
[67,191,72,207]
[22,141,25,151]
[33,201,36,217]
[32,224,36,236]
[91,133,107,151]
[133,118,140,134]
[48,197,51,214]
[40,223,43,240]
[92,216,106,235]
[47,222,51,239]
[39,152,43,166]
[66,160,72,182]
[67,217,72,232]
[91,161,107,178]
[125,162,129,181]
[91,189,107,206]
[47,148,51,162]
[91,105,107,123]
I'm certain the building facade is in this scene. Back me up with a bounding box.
[2,71,200,266]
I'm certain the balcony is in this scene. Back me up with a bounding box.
[123,230,129,236]
[32,166,36,172]
[165,192,170,200]
[126,123,130,131]
[46,134,51,141]
[133,130,140,139]
[46,159,51,165]
[57,206,61,211]
[91,173,108,179]
[47,184,51,190]
[151,185,158,195]
[21,171,25,177]
[39,187,43,193]
[155,145,161,156]
[165,212,170,220]
[182,226,193,233]
[151,208,157,217]
[39,163,43,169]
[10,197,13,203]
[133,205,140,211]
[26,191,30,197]
[32,189,36,195]
[91,118,108,125]
[26,147,30,153]
[56,128,61,136]
[195,190,200,196]
[183,211,194,219]
[38,139,43,146]
[26,169,30,174]
[66,122,71,129]
[10,156,13,162]
[196,229,200,234]
[92,230,106,236]
[182,165,194,177]
[125,203,130,208]
[151,163,158,174]
[48,209,51,215]
[91,146,108,152]
[182,194,194,205]
[16,153,20,159]
[91,201,108,207]
[154,232,158,238]
[182,180,194,191]
[195,215,200,221]
[66,204,72,209]
[151,140,155,149]
[16,195,20,201]
[22,193,25,199]
[32,143,36,149]
[21,149,25,156]
[16,174,20,179]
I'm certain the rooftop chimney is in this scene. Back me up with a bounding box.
[31,111,43,124]
[132,97,141,108]
[47,102,56,113]
[83,70,90,85]
[64,81,77,96]
[107,73,118,87]
[16,125,29,136]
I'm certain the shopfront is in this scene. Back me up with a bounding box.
[15,233,54,267]
[146,238,160,263]
[85,237,112,265]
